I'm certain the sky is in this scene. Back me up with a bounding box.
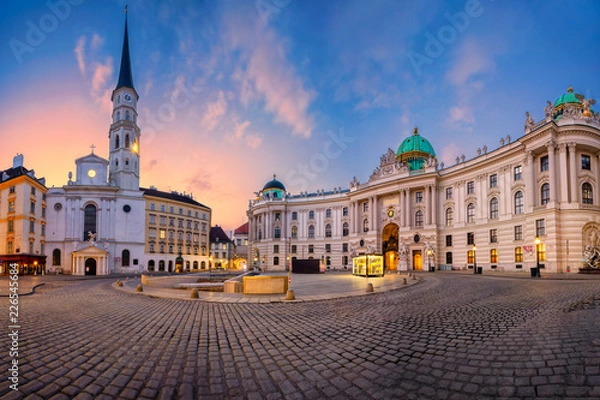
[1,0,599,232]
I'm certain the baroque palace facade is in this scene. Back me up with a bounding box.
[1,13,211,275]
[247,88,600,273]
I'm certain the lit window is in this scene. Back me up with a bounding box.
[515,247,523,262]
[445,208,453,226]
[490,249,498,263]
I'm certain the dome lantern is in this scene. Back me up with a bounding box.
[396,127,437,171]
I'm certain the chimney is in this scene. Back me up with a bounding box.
[13,154,24,168]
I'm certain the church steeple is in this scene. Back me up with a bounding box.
[108,7,141,191]
[113,6,137,99]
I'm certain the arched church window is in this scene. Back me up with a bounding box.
[125,134,130,148]
[126,111,130,121]
[116,111,120,121]
[541,183,550,205]
[52,249,61,265]
[115,135,120,149]
[125,158,129,166]
[122,249,130,266]
[115,159,119,167]
[83,204,97,241]
[308,225,315,238]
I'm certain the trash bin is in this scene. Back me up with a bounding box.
[477,267,482,274]
[530,267,538,277]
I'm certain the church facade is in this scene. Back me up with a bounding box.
[43,14,211,275]
[247,88,600,274]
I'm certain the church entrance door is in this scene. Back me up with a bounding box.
[85,258,97,275]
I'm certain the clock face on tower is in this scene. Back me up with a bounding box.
[88,169,96,178]
[124,94,132,102]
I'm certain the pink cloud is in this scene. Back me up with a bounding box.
[225,11,315,138]
[74,36,86,74]
[201,90,227,132]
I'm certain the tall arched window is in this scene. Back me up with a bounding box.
[325,224,332,238]
[342,222,349,237]
[291,226,298,239]
[126,110,130,121]
[582,183,593,204]
[415,210,424,227]
[148,260,155,271]
[83,204,97,240]
[125,134,130,148]
[122,249,130,266]
[308,225,315,239]
[466,203,475,223]
[489,197,499,219]
[363,219,369,232]
[115,135,120,149]
[541,183,550,205]
[274,226,281,239]
[514,191,524,214]
[116,111,120,121]
[445,208,453,226]
[258,229,262,240]
[52,249,61,265]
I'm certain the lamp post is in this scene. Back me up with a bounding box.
[473,244,477,274]
[209,256,213,279]
[427,249,432,272]
[534,237,541,278]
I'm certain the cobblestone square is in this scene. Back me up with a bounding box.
[2,272,600,399]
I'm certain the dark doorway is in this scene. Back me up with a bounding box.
[85,258,97,275]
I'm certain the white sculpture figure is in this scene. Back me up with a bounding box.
[544,100,555,120]
[87,231,97,243]
[525,111,535,131]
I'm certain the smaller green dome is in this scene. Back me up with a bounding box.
[396,127,436,170]
[262,174,286,198]
[554,87,581,108]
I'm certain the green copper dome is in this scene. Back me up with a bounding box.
[554,87,581,109]
[262,174,286,198]
[396,127,436,170]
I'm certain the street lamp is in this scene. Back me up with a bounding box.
[534,237,541,278]
[426,249,433,272]
[473,244,477,274]
[209,256,213,278]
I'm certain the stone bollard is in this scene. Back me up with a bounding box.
[116,280,123,287]
[412,274,416,280]
[403,278,407,285]
[285,290,295,300]
[190,288,199,299]
[136,284,143,292]
[366,283,374,293]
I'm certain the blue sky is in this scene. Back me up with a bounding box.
[1,0,599,230]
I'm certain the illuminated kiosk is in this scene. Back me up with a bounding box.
[352,254,384,277]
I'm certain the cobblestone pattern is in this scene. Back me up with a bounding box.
[1,275,600,399]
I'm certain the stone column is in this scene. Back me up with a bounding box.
[431,185,437,226]
[558,144,568,203]
[424,185,431,226]
[547,142,557,203]
[568,143,577,203]
[400,190,406,228]
[526,152,535,209]
[456,182,463,223]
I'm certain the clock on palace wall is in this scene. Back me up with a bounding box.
[88,169,96,178]
[124,94,132,102]
[123,204,131,213]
